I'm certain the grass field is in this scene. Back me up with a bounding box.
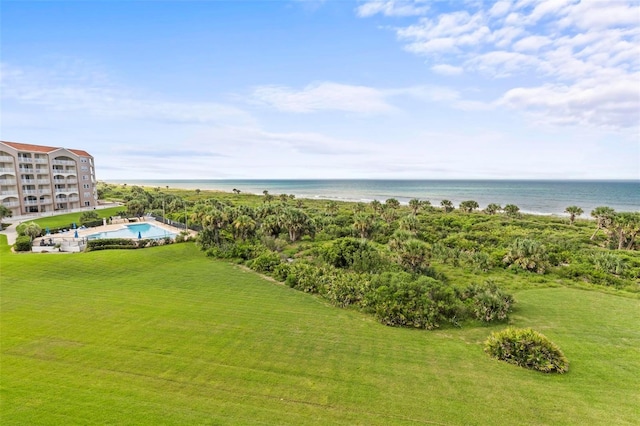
[26,206,125,229]
[1,237,639,425]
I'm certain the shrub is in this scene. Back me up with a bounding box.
[366,272,463,329]
[284,262,331,294]
[14,235,32,252]
[249,251,282,274]
[79,210,100,225]
[462,281,514,322]
[87,238,139,251]
[592,253,627,276]
[325,272,371,308]
[318,237,384,272]
[484,327,569,373]
[503,238,549,274]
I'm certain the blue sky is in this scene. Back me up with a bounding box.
[1,0,639,180]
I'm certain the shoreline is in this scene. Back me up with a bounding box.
[104,180,616,218]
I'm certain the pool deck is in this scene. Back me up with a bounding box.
[34,218,195,246]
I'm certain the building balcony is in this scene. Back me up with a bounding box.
[37,179,50,184]
[2,201,20,208]
[0,156,14,162]
[39,189,51,195]
[22,189,39,195]
[52,160,76,166]
[51,169,76,175]
[34,158,48,164]
[0,168,16,174]
[24,200,39,205]
[0,179,17,185]
[68,196,80,202]
[18,157,33,163]
[0,190,18,196]
[66,179,78,184]
[21,179,36,184]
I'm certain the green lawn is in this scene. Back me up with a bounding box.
[25,206,125,229]
[1,238,639,425]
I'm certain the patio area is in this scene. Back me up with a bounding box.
[32,218,194,253]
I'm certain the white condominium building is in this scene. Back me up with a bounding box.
[0,141,98,217]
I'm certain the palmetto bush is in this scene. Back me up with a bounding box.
[503,238,549,274]
[484,327,569,373]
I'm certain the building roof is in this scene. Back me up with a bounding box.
[1,141,57,153]
[69,149,92,157]
[0,141,92,157]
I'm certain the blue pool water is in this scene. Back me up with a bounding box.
[87,223,177,240]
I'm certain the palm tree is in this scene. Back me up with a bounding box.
[326,200,338,216]
[0,205,12,224]
[503,238,548,273]
[503,204,520,217]
[353,202,366,214]
[370,199,382,215]
[353,214,375,239]
[388,229,412,252]
[612,212,640,250]
[398,214,419,233]
[484,203,501,215]
[409,198,422,215]
[397,239,430,272]
[564,206,583,225]
[381,204,397,224]
[126,198,147,217]
[232,215,256,240]
[459,200,479,213]
[280,208,312,242]
[260,214,282,238]
[385,198,400,210]
[590,206,615,240]
[21,221,42,241]
[440,199,454,213]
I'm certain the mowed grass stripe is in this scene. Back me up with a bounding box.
[2,241,639,425]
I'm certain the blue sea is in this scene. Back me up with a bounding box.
[109,180,640,216]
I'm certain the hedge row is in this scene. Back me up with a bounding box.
[239,248,514,330]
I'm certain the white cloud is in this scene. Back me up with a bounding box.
[250,82,395,114]
[0,62,251,125]
[360,0,640,129]
[251,82,473,114]
[498,74,640,129]
[356,0,429,18]
[488,1,511,18]
[513,35,552,52]
[431,64,464,75]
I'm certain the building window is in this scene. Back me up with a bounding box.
[84,201,90,206]
[82,175,89,180]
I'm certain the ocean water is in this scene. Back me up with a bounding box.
[110,180,640,216]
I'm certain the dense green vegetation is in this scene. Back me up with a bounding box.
[100,183,640,296]
[484,327,570,373]
[2,236,639,425]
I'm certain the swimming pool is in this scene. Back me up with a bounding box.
[87,223,177,240]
